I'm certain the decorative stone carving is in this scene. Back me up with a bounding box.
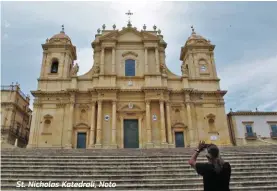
[181,64,189,76]
[128,102,134,109]
[160,63,167,74]
[71,63,79,76]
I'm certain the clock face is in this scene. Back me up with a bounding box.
[200,65,207,71]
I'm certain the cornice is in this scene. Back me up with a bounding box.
[2,102,32,116]
[227,111,277,116]
[188,78,220,82]
[38,78,71,82]
[31,90,70,97]
[120,89,143,92]
[142,86,168,91]
[93,87,120,92]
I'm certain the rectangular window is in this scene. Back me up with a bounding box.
[271,124,277,133]
[245,124,253,133]
[125,59,135,76]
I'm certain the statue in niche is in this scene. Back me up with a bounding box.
[80,109,87,121]
[71,63,79,76]
[160,63,167,74]
[92,62,100,74]
[181,64,189,76]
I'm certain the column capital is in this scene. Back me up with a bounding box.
[112,100,117,105]
[165,100,171,106]
[145,100,151,105]
[91,100,97,105]
[97,100,102,104]
[159,100,164,104]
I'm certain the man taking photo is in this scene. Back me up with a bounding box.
[188,141,231,191]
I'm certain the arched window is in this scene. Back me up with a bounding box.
[125,59,135,76]
[50,58,59,73]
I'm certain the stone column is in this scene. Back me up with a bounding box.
[159,100,167,146]
[100,47,105,75]
[166,101,173,147]
[88,101,96,148]
[95,100,102,148]
[155,47,160,73]
[27,105,38,148]
[185,94,195,146]
[144,48,148,73]
[112,47,116,74]
[65,101,74,148]
[145,100,153,148]
[111,100,117,148]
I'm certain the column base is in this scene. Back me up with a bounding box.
[94,144,102,149]
[161,142,169,148]
[88,144,95,149]
[64,144,72,149]
[168,144,175,148]
[109,144,118,149]
[145,142,154,148]
[27,144,34,148]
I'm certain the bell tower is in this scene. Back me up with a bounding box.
[180,26,219,81]
[39,25,77,81]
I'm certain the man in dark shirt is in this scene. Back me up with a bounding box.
[188,141,231,191]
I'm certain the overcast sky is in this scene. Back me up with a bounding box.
[1,1,277,112]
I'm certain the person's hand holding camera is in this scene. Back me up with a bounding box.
[195,141,208,153]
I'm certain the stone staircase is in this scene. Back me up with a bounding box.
[1,146,277,190]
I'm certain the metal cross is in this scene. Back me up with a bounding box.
[61,24,64,32]
[125,10,133,23]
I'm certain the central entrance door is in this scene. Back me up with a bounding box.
[175,132,185,147]
[124,119,139,148]
[77,132,86,148]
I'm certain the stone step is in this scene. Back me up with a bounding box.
[1,180,277,190]
[1,187,277,191]
[2,167,276,175]
[2,174,277,181]
[2,159,276,166]
[2,153,277,158]
[2,162,276,169]
[2,157,276,163]
[2,170,275,177]
[1,154,277,162]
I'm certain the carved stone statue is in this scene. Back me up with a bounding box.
[181,64,189,76]
[92,64,100,74]
[71,63,79,76]
[160,63,167,74]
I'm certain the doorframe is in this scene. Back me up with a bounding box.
[172,127,188,147]
[73,123,90,149]
[120,116,142,149]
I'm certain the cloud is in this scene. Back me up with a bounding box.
[76,48,94,76]
[4,20,10,28]
[219,55,277,111]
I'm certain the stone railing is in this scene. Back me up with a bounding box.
[245,132,257,140]
[1,85,16,91]
[270,131,277,139]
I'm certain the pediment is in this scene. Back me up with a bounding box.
[119,103,143,111]
[99,27,159,42]
[117,31,142,42]
[74,122,89,128]
[43,114,53,119]
[172,122,187,128]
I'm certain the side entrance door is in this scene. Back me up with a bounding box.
[124,119,139,148]
[175,132,185,147]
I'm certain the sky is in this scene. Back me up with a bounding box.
[1,1,277,112]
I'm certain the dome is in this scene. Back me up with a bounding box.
[185,26,211,46]
[50,31,71,40]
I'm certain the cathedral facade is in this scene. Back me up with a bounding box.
[27,23,231,149]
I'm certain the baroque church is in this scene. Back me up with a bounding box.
[27,20,231,149]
